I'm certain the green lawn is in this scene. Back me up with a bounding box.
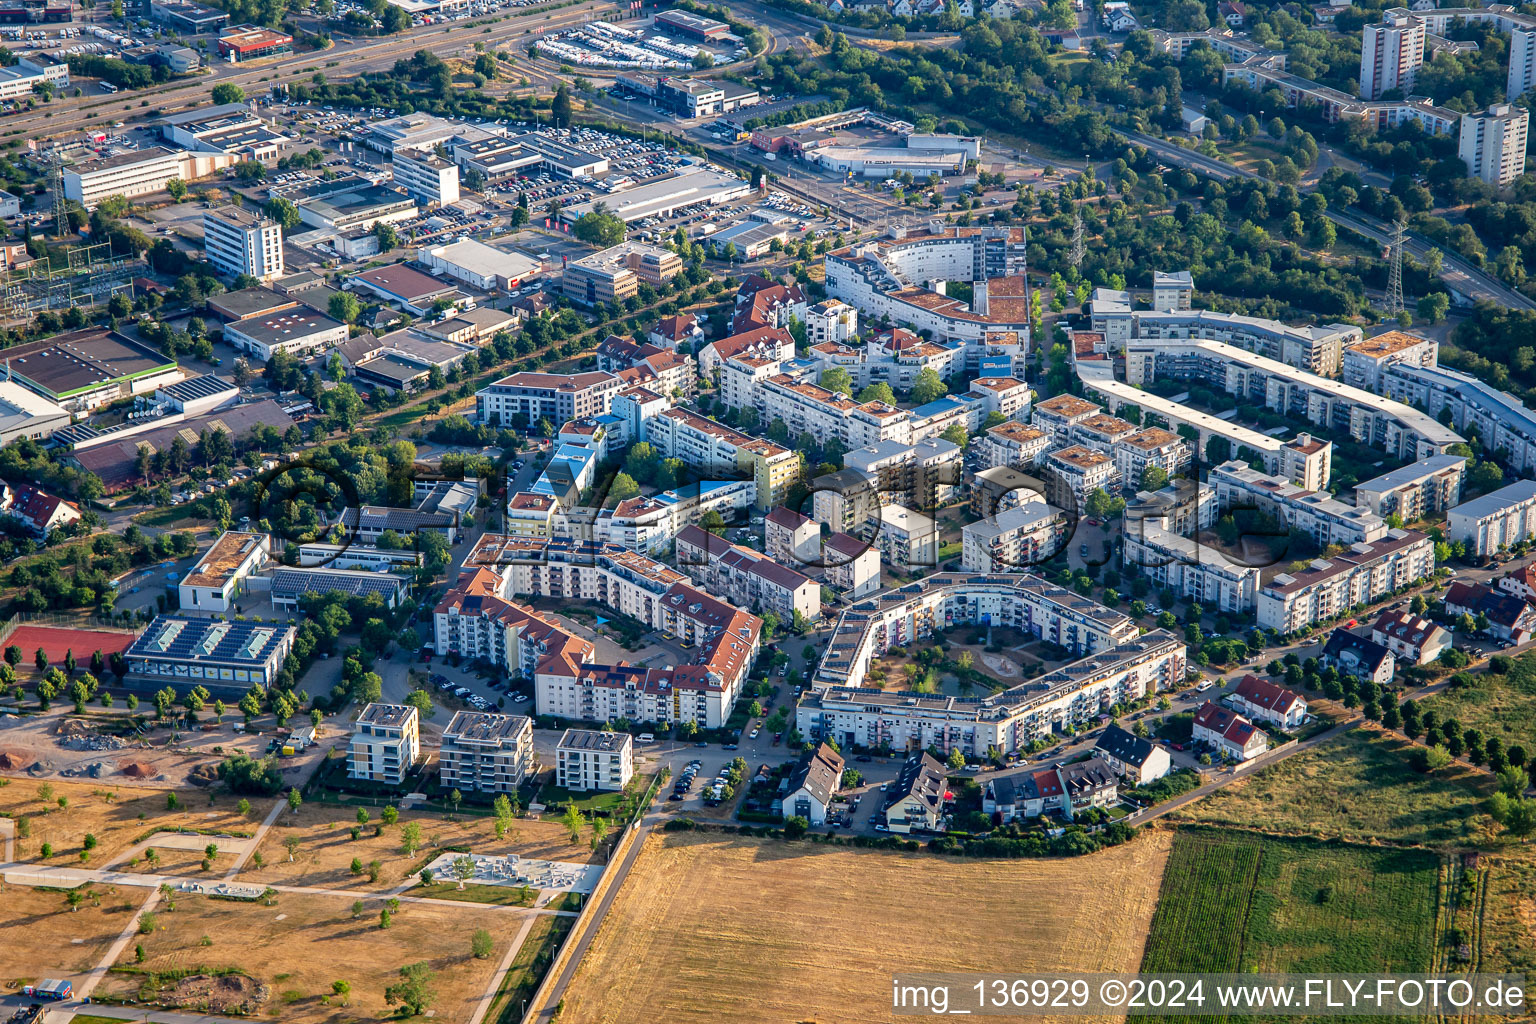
[488,914,576,1024]
[535,785,626,814]
[414,882,539,906]
[1142,828,1442,985]
[1167,727,1491,848]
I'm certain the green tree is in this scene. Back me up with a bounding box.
[212,83,245,105]
[384,962,436,1015]
[561,803,585,843]
[819,367,854,394]
[329,291,361,325]
[572,207,626,248]
[946,747,966,770]
[472,928,494,958]
[331,980,351,1006]
[400,821,424,855]
[910,367,947,405]
[551,84,573,128]
[858,382,897,405]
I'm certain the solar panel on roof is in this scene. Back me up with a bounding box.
[270,568,405,600]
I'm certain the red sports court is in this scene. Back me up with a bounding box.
[3,625,137,664]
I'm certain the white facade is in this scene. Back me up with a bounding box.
[1122,526,1260,614]
[392,150,461,207]
[1361,12,1425,99]
[1448,479,1536,557]
[1460,104,1529,185]
[1257,529,1435,634]
[177,530,269,613]
[204,206,284,282]
[555,729,634,792]
[806,299,858,346]
[347,703,420,784]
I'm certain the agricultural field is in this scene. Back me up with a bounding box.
[96,891,524,1024]
[235,803,597,891]
[0,885,130,990]
[1477,848,1536,978]
[1142,829,1441,978]
[557,828,1174,1024]
[0,777,255,867]
[1166,727,1493,847]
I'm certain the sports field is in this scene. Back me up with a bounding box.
[2,624,137,664]
[1141,828,1441,977]
[558,829,1173,1024]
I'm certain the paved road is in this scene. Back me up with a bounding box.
[1123,129,1536,311]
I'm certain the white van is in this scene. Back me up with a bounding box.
[637,732,655,743]
[1195,680,1215,692]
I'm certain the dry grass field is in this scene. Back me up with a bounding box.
[99,891,520,1024]
[236,804,596,890]
[559,829,1174,1024]
[0,777,255,866]
[0,885,131,990]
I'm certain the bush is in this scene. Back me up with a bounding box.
[216,752,285,796]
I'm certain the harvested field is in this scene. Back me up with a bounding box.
[559,829,1173,1024]
[99,891,521,1024]
[236,804,597,890]
[0,777,255,867]
[0,885,134,990]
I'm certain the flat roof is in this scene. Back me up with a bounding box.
[558,727,632,752]
[227,309,345,346]
[128,615,293,666]
[420,238,541,281]
[562,169,748,224]
[182,530,266,589]
[1,329,176,399]
[1354,454,1467,493]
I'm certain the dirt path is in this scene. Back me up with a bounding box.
[223,797,285,880]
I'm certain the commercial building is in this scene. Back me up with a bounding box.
[555,729,634,792]
[1448,479,1536,557]
[561,168,750,225]
[223,307,348,362]
[1361,10,1426,99]
[800,630,1185,759]
[203,205,284,282]
[675,523,820,624]
[654,8,730,40]
[125,615,296,689]
[808,134,975,178]
[1460,103,1529,185]
[0,58,67,102]
[177,530,269,613]
[416,239,540,292]
[962,501,1068,573]
[386,149,459,207]
[1257,529,1435,634]
[438,711,535,793]
[0,380,69,445]
[150,0,229,31]
[562,240,682,306]
[161,104,283,161]
[348,263,461,315]
[1352,455,1466,521]
[1122,526,1261,613]
[0,329,179,411]
[347,703,420,784]
[268,566,410,610]
[1370,610,1451,665]
[63,146,235,209]
[216,24,292,61]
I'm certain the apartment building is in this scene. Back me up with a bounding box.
[1152,270,1194,311]
[646,407,799,509]
[1460,103,1529,185]
[555,729,634,792]
[843,437,963,510]
[476,370,624,426]
[1342,331,1439,391]
[812,468,883,535]
[1280,434,1332,493]
[962,501,1068,573]
[1032,394,1102,443]
[561,240,682,306]
[979,420,1051,471]
[800,630,1185,758]
[1192,702,1268,761]
[433,567,592,675]
[1210,460,1387,547]
[1377,362,1536,473]
[347,703,420,784]
[806,299,858,346]
[1361,10,1426,98]
[750,372,913,450]
[877,503,939,571]
[1448,479,1536,557]
[1093,300,1360,375]
[1122,526,1261,613]
[438,711,535,794]
[203,205,284,282]
[1370,610,1451,665]
[1257,529,1435,633]
[1353,455,1466,521]
[675,524,820,624]
[967,376,1032,421]
[1114,427,1190,489]
[392,150,461,207]
[1230,675,1308,729]
[764,505,820,566]
[1044,445,1116,511]
[1223,57,1458,135]
[824,531,881,598]
[1129,480,1219,538]
[1071,413,1140,455]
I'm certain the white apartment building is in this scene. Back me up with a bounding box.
[1152,270,1193,311]
[347,703,420,784]
[1044,445,1117,511]
[1257,529,1435,633]
[800,631,1186,758]
[962,501,1068,573]
[1353,455,1466,520]
[1342,330,1438,391]
[764,505,820,565]
[1032,393,1103,443]
[1279,433,1332,493]
[844,437,964,510]
[980,420,1052,470]
[438,711,535,794]
[477,370,624,426]
[675,524,821,624]
[392,150,461,207]
[752,372,913,450]
[1122,526,1261,613]
[1361,11,1425,99]
[806,299,858,346]
[1377,362,1536,475]
[968,376,1032,421]
[203,205,284,282]
[824,531,881,598]
[555,729,633,792]
[1448,479,1536,557]
[1114,427,1190,489]
[1071,413,1140,455]
[1093,300,1360,376]
[1460,104,1529,185]
[646,407,799,510]
[1211,461,1387,547]
[878,503,938,570]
